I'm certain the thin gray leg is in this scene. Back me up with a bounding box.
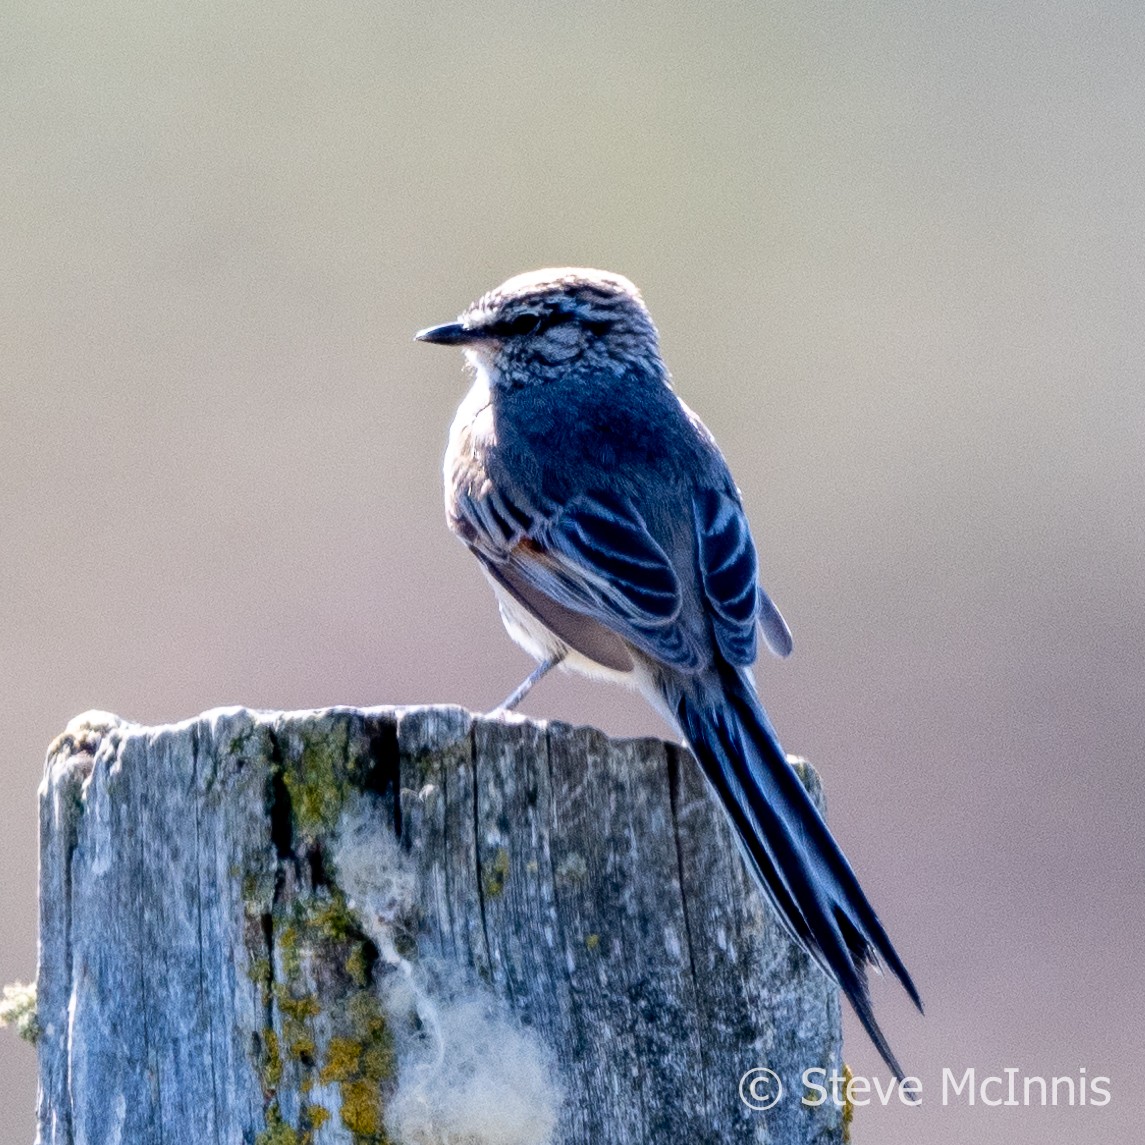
[491,655,563,714]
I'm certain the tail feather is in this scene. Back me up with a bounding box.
[670,662,920,1079]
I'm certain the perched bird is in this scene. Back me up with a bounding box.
[417,268,920,1076]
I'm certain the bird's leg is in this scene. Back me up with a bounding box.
[490,654,564,714]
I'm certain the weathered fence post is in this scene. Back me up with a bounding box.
[35,705,844,1144]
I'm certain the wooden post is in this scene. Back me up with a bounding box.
[36,706,844,1144]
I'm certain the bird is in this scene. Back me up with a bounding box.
[416,267,920,1077]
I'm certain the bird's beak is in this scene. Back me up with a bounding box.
[415,321,472,346]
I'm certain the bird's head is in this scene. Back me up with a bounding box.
[416,268,661,381]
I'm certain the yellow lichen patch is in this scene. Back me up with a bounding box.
[243,716,399,1145]
[282,724,354,841]
[255,1106,300,1145]
[248,955,272,996]
[256,905,395,1143]
[361,1036,397,1083]
[256,1097,331,1145]
[305,1104,331,1131]
[255,1098,333,1145]
[275,987,321,1026]
[481,847,511,898]
[345,943,369,986]
[326,991,398,1143]
[308,893,357,941]
[320,1036,363,1085]
[278,925,301,979]
[340,1080,382,1137]
[262,1030,283,1091]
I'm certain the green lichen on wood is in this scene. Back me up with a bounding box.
[278,924,303,980]
[242,715,398,1145]
[261,1029,284,1091]
[248,885,397,1144]
[341,1080,384,1138]
[481,846,511,898]
[345,943,369,986]
[320,1007,397,1140]
[276,717,379,843]
[307,891,359,941]
[305,1104,330,1131]
[244,870,276,911]
[282,727,348,841]
[254,1098,337,1145]
[247,954,272,1008]
[255,1106,300,1145]
[269,891,393,1133]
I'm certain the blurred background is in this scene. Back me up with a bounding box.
[2,2,1142,1141]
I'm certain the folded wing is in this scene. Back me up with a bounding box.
[694,486,793,663]
[455,485,705,671]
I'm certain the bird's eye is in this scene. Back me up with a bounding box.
[502,313,543,338]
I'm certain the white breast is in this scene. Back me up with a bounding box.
[443,362,495,508]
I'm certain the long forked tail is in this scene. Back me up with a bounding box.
[669,662,922,1078]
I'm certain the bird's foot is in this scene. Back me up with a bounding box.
[487,655,564,716]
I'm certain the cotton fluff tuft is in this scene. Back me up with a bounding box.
[385,985,560,1145]
[333,793,561,1145]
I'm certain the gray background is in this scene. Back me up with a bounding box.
[2,2,1141,1142]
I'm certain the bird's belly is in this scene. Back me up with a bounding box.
[487,575,638,689]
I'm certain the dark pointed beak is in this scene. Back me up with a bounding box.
[415,321,471,346]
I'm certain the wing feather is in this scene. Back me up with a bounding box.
[694,487,793,663]
[455,483,704,670]
[694,487,760,664]
[757,585,794,658]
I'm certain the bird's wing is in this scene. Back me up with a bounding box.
[478,555,636,671]
[454,484,705,671]
[679,399,791,661]
[693,487,793,663]
[757,585,794,658]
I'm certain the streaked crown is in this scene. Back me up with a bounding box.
[417,268,661,369]
[467,267,649,334]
